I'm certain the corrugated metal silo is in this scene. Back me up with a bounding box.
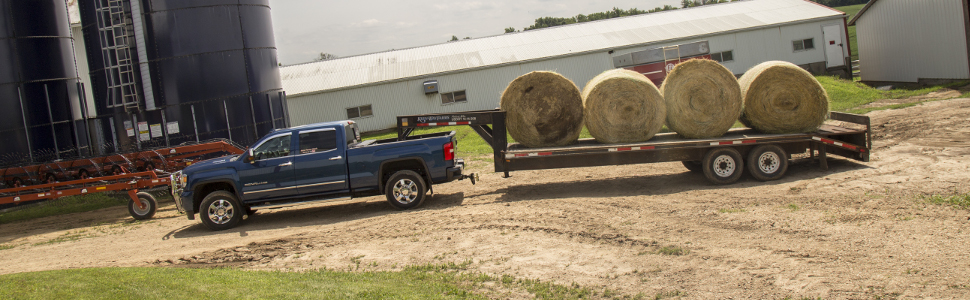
[0,0,89,165]
[78,0,286,153]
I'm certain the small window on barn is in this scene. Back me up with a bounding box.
[346,105,373,119]
[441,91,467,105]
[711,50,734,63]
[793,38,815,52]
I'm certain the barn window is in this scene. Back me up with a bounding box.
[792,38,815,52]
[711,50,734,63]
[346,105,373,119]
[441,91,467,105]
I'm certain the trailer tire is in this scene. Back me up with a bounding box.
[703,148,744,185]
[77,169,89,180]
[200,191,243,231]
[384,170,427,210]
[682,161,703,173]
[128,192,158,220]
[747,145,788,181]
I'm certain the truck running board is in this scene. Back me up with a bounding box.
[250,196,352,210]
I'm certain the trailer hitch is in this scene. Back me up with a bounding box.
[460,173,479,185]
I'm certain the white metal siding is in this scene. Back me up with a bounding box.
[281,0,845,96]
[856,0,969,82]
[288,53,613,132]
[287,20,844,133]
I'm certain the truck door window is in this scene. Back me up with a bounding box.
[253,135,291,160]
[299,129,337,154]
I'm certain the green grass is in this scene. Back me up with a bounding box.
[818,75,968,113]
[0,194,127,225]
[0,265,609,300]
[656,246,688,256]
[834,4,866,62]
[921,192,970,210]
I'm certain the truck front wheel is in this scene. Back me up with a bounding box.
[384,170,427,210]
[200,191,243,231]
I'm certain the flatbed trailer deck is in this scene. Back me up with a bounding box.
[396,110,870,184]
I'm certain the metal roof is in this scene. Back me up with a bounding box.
[847,0,879,26]
[281,0,845,96]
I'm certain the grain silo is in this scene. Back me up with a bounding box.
[0,0,89,165]
[77,0,287,153]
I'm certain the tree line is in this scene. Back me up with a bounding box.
[501,0,866,34]
[504,1,739,33]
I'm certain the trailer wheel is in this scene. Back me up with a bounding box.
[384,170,427,209]
[747,145,788,181]
[200,191,243,231]
[128,192,158,220]
[10,177,23,187]
[77,169,89,180]
[703,148,744,185]
[682,161,703,173]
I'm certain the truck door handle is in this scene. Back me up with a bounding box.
[329,156,343,161]
[278,161,293,167]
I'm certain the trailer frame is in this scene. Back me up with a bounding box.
[396,110,870,183]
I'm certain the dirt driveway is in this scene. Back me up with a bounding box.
[2,98,970,299]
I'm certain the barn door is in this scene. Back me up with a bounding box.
[822,25,845,68]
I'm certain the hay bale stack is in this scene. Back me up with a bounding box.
[739,61,829,134]
[660,59,743,139]
[581,69,666,144]
[500,71,584,148]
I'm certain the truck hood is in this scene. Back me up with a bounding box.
[181,155,238,175]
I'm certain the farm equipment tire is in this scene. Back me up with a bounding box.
[129,192,158,220]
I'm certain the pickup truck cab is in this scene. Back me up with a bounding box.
[171,120,474,230]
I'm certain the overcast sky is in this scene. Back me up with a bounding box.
[268,0,682,66]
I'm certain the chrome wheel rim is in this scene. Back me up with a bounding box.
[207,199,234,225]
[132,198,151,216]
[392,179,418,204]
[713,155,736,177]
[758,152,781,174]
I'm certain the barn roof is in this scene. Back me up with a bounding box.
[281,0,845,96]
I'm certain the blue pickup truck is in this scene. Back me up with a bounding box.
[170,120,475,230]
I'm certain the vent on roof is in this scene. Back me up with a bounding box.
[423,80,439,94]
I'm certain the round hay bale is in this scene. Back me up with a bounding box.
[500,71,584,148]
[660,59,743,139]
[738,61,829,134]
[581,69,665,144]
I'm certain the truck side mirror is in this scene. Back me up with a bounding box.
[247,149,256,163]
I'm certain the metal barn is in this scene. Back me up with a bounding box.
[282,0,852,133]
[849,0,970,84]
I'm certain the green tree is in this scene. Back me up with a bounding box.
[504,27,516,33]
[314,53,338,61]
[449,35,458,42]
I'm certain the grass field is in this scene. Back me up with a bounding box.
[0,264,621,300]
[0,193,128,225]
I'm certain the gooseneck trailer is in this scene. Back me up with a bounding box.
[396,110,870,184]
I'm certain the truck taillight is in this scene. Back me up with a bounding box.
[443,142,454,161]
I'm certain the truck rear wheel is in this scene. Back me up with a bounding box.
[703,148,744,185]
[200,191,243,231]
[747,144,788,181]
[384,170,427,209]
[128,192,158,220]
